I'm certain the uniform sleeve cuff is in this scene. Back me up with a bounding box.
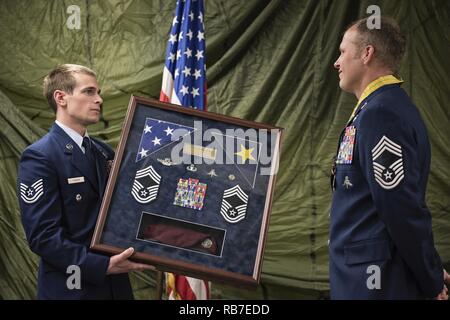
[80,252,109,286]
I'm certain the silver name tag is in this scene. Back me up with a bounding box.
[67,176,85,184]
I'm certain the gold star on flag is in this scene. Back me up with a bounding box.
[235,144,255,163]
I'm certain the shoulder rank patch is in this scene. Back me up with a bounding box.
[371,135,404,189]
[20,179,44,204]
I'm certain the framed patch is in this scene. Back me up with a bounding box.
[220,185,249,223]
[131,165,161,204]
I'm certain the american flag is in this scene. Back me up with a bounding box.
[135,118,194,162]
[160,0,210,300]
[160,0,206,110]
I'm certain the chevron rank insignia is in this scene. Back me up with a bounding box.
[220,185,249,223]
[131,165,161,203]
[371,135,404,190]
[20,179,44,204]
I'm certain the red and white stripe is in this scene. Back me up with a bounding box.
[166,273,210,300]
[159,66,182,105]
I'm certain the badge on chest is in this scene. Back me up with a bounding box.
[336,126,356,164]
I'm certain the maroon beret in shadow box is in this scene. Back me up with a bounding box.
[143,223,217,254]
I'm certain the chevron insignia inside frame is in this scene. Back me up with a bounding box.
[131,165,162,203]
[220,185,249,223]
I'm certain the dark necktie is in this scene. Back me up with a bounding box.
[82,137,98,185]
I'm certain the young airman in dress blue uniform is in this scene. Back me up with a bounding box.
[17,64,151,299]
[329,18,449,299]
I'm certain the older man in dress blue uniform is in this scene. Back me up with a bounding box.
[329,17,449,299]
[17,64,152,299]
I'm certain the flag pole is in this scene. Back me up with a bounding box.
[158,0,210,300]
[155,270,164,300]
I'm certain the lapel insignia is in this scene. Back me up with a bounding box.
[20,179,44,204]
[372,135,404,189]
[131,165,161,203]
[220,185,249,223]
[343,176,353,189]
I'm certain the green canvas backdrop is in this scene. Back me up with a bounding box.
[0,0,448,299]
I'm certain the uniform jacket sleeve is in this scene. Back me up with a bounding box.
[357,104,443,298]
[18,147,109,286]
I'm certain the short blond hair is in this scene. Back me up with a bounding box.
[43,64,97,112]
[348,17,406,74]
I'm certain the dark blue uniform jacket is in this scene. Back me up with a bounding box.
[18,123,133,299]
[330,84,443,299]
